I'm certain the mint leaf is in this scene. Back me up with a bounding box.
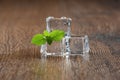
[43,30,53,45]
[46,36,53,45]
[50,30,65,41]
[43,30,50,36]
[31,34,46,46]
[31,30,65,46]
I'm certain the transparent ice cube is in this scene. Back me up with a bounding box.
[46,16,72,37]
[62,35,90,55]
[40,17,72,57]
[40,41,64,56]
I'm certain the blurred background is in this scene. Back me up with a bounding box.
[0,0,120,55]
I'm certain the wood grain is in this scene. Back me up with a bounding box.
[0,0,120,80]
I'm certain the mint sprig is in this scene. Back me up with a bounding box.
[31,30,65,46]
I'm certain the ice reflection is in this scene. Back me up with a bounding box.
[61,56,89,80]
[39,55,89,80]
[82,52,90,61]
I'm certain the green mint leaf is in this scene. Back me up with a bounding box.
[31,30,65,46]
[43,30,53,45]
[50,30,65,41]
[43,30,50,36]
[31,34,46,46]
[46,36,53,45]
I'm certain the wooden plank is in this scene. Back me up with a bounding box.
[0,0,120,80]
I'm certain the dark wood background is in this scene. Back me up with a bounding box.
[0,0,120,80]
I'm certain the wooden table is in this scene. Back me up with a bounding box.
[0,0,120,80]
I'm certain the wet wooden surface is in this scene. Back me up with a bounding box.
[0,0,120,80]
